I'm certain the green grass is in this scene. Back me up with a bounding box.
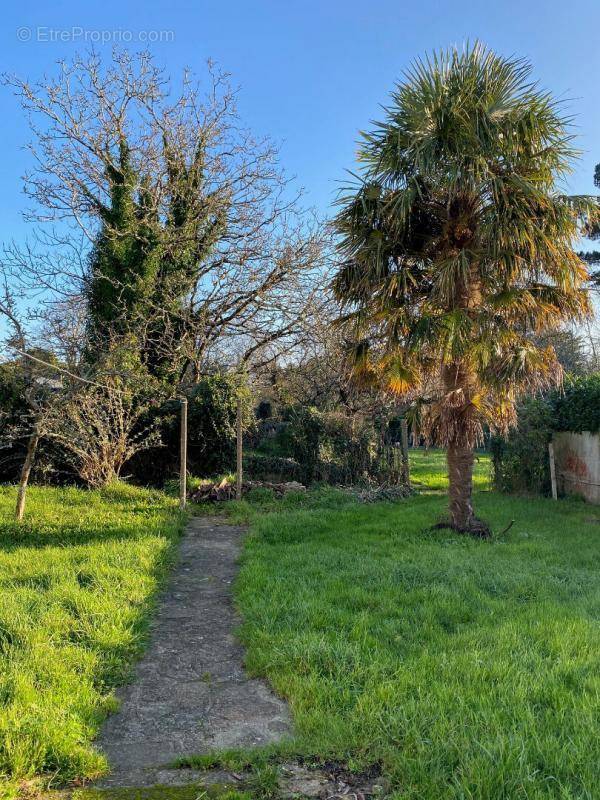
[70,788,251,800]
[4,451,600,798]
[0,483,185,794]
[409,447,491,491]
[233,451,600,799]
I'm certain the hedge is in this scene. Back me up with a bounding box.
[491,373,600,495]
[553,374,600,434]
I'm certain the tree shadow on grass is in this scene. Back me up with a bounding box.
[0,509,181,551]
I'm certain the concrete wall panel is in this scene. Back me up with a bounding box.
[552,432,600,504]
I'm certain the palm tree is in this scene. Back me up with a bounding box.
[333,44,594,535]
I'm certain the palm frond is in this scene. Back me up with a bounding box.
[333,42,589,449]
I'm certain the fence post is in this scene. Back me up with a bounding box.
[179,397,188,510]
[548,441,558,500]
[400,418,411,487]
[15,421,40,522]
[236,394,243,501]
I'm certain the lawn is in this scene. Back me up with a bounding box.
[0,484,185,795]
[3,452,600,800]
[232,450,600,799]
[409,446,491,491]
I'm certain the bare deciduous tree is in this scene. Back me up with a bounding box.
[4,50,330,381]
[0,285,58,519]
[43,377,161,488]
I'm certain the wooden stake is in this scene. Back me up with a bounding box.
[15,422,40,521]
[179,398,188,510]
[400,418,410,486]
[236,394,243,501]
[548,441,558,500]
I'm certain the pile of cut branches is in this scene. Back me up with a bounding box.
[189,478,306,503]
[344,484,414,503]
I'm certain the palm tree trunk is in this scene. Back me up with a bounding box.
[447,442,475,530]
[441,356,489,536]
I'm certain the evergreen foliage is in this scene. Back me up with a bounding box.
[491,373,600,494]
[128,373,253,484]
[86,134,228,381]
[332,43,593,530]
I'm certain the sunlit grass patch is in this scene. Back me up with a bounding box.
[235,474,600,798]
[409,447,491,491]
[0,484,184,790]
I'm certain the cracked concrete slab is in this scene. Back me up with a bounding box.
[96,516,291,788]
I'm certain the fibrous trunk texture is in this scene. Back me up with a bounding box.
[447,441,475,530]
[436,254,491,536]
[440,361,490,537]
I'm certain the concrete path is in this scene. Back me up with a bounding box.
[96,516,291,788]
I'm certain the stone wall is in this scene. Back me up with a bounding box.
[552,431,600,504]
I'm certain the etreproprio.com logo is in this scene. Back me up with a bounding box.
[17,27,175,44]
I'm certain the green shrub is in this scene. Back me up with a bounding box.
[554,373,600,433]
[127,373,253,485]
[491,372,600,495]
[0,363,78,485]
[252,405,408,486]
[279,406,377,485]
[490,397,554,494]
[244,453,302,482]
[1,366,254,489]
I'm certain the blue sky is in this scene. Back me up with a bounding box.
[1,0,600,244]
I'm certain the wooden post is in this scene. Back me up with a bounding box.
[549,441,558,500]
[236,394,243,501]
[179,398,188,510]
[15,422,40,521]
[400,418,410,487]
